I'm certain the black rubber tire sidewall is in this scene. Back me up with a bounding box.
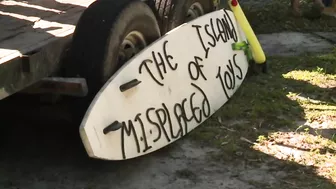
[156,0,212,34]
[64,0,161,120]
[102,3,161,86]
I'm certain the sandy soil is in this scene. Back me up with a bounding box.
[0,3,335,188]
[0,101,281,189]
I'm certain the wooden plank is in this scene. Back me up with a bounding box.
[321,0,336,17]
[322,7,336,17]
[0,0,96,64]
[0,35,73,100]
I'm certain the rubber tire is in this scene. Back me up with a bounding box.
[64,0,161,120]
[155,0,213,34]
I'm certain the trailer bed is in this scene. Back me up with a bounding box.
[0,0,95,64]
[0,0,97,100]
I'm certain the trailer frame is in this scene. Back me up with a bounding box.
[0,0,221,101]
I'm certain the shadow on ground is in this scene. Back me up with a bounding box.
[0,99,182,189]
[0,52,335,189]
[191,51,336,188]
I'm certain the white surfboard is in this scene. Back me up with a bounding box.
[80,8,249,160]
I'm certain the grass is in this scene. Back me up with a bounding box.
[220,0,336,34]
[189,50,336,188]
[189,2,336,187]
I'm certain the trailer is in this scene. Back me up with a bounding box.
[0,0,221,112]
[0,0,220,98]
[1,0,268,160]
[0,0,222,155]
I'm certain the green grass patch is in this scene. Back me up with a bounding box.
[220,0,336,34]
[189,49,336,187]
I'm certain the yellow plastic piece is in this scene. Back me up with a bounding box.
[228,1,266,64]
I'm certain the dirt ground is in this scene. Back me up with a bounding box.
[0,89,334,189]
[0,99,272,189]
[0,47,335,189]
[0,114,271,189]
[0,1,335,189]
[0,98,311,189]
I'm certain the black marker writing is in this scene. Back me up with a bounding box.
[216,54,243,99]
[146,108,161,142]
[121,119,140,160]
[154,107,172,142]
[192,24,210,58]
[119,11,243,160]
[135,113,152,153]
[193,9,238,59]
[189,83,211,125]
[205,24,216,47]
[120,83,210,159]
[188,56,207,81]
[139,40,178,86]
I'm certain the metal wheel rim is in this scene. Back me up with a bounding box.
[118,31,147,66]
[186,2,205,22]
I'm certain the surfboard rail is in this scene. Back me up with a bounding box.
[78,0,267,161]
[79,6,267,161]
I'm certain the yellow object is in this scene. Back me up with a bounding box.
[228,1,266,64]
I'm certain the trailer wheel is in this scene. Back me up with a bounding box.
[155,0,212,34]
[65,0,161,118]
